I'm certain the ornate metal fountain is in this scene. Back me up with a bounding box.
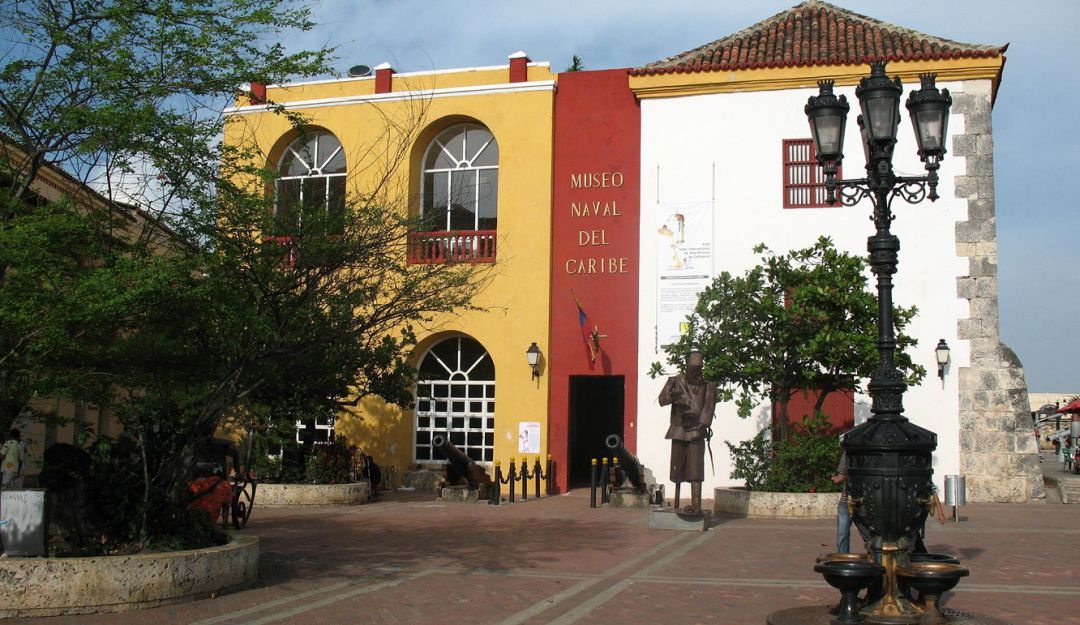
[767,62,1007,625]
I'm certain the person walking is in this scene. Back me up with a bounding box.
[831,446,852,552]
[913,486,948,553]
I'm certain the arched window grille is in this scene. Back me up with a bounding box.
[275,131,347,234]
[414,336,495,463]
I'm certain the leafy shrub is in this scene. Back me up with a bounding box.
[725,413,843,492]
[253,452,283,483]
[143,506,227,553]
[249,434,356,485]
[725,428,772,491]
[43,433,225,556]
[280,440,308,482]
[304,435,356,484]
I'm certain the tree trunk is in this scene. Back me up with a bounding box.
[775,394,790,441]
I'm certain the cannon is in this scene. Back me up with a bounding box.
[432,433,492,498]
[605,434,646,492]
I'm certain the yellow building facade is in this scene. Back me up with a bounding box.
[223,55,556,478]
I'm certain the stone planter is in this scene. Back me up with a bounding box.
[714,487,838,518]
[257,481,370,506]
[0,533,258,617]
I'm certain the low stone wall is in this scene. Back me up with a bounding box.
[403,470,443,492]
[0,534,258,617]
[257,481,370,506]
[714,487,837,518]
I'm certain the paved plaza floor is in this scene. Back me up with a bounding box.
[9,490,1080,625]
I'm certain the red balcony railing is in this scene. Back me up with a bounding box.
[262,235,298,267]
[408,230,497,264]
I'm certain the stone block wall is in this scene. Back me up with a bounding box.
[953,80,1044,502]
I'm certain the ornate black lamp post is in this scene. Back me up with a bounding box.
[803,61,956,623]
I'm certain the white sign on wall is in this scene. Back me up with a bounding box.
[518,422,541,454]
[655,201,714,348]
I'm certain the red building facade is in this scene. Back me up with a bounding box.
[548,69,641,492]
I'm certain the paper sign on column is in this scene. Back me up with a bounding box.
[518,422,541,454]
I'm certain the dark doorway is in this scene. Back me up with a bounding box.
[568,375,624,487]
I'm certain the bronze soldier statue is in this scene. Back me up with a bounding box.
[658,351,716,514]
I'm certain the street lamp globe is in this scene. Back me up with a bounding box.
[906,73,953,163]
[855,60,903,146]
[805,79,850,164]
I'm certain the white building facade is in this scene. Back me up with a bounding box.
[629,1,1042,503]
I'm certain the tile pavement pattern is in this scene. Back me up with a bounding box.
[634,0,1003,75]
[8,491,1078,625]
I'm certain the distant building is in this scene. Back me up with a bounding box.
[1,138,183,483]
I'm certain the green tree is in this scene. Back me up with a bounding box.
[565,55,585,72]
[0,0,491,548]
[0,0,333,435]
[0,0,330,206]
[653,237,925,439]
[724,413,842,492]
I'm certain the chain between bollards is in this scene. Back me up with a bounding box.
[490,456,552,506]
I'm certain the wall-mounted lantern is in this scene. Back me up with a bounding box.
[935,338,951,380]
[526,342,542,380]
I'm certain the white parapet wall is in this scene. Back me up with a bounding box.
[714,487,837,519]
[257,481,370,506]
[0,533,259,617]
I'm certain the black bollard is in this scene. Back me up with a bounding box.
[520,460,529,501]
[533,457,542,499]
[600,457,609,505]
[546,454,553,496]
[509,457,516,503]
[490,460,502,505]
[590,458,598,508]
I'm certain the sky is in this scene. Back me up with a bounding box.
[281,0,1078,392]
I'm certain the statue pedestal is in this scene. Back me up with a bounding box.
[438,485,480,503]
[608,490,654,509]
[649,509,710,531]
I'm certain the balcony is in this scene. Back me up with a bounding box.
[408,230,496,264]
[262,235,298,267]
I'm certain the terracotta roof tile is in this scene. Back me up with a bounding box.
[632,0,1004,76]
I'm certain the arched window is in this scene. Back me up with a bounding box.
[275,131,347,234]
[421,124,498,232]
[414,336,495,463]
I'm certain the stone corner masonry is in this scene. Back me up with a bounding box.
[953,79,1044,503]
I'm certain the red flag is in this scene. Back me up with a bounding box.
[571,290,600,363]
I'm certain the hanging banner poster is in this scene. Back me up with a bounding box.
[655,201,713,349]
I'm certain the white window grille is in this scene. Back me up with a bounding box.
[414,336,495,463]
[420,124,499,232]
[294,413,335,445]
[275,130,347,233]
